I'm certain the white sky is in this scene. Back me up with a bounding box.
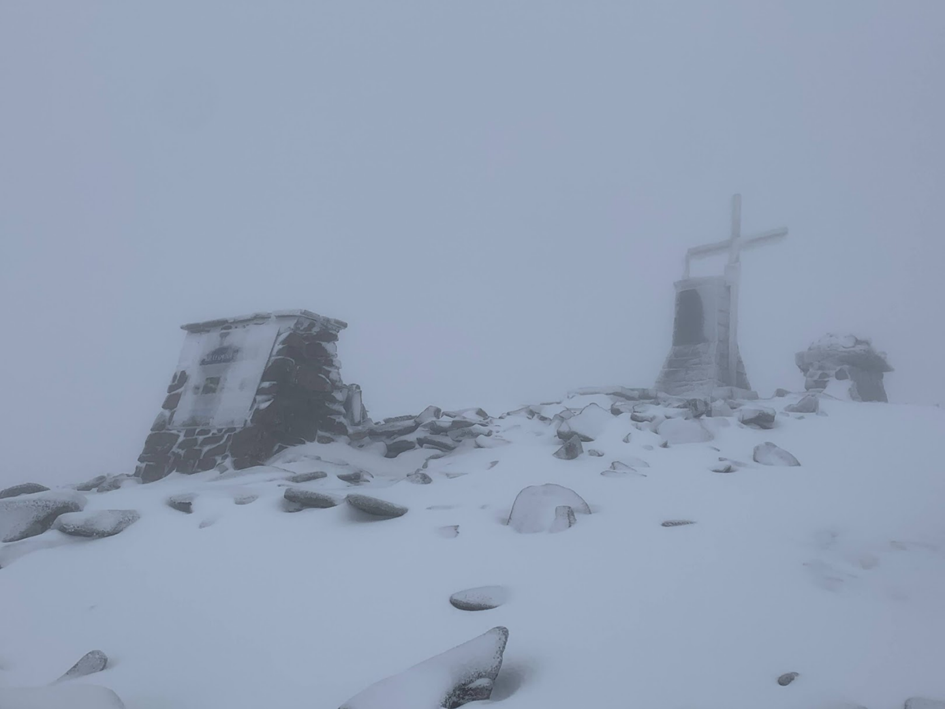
[2,1,943,486]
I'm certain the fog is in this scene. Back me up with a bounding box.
[1,1,943,486]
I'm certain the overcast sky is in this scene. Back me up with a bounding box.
[2,1,943,486]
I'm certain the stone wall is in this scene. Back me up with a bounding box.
[136,311,363,483]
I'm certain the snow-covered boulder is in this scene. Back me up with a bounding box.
[795,334,892,402]
[384,440,418,458]
[55,510,140,539]
[407,472,432,485]
[555,403,612,442]
[753,442,801,467]
[737,406,777,429]
[338,471,373,485]
[338,627,508,709]
[553,434,584,460]
[346,494,408,519]
[288,471,328,483]
[657,418,713,445]
[549,505,577,533]
[508,484,590,533]
[58,650,108,681]
[0,483,49,499]
[283,488,342,509]
[166,494,195,514]
[0,685,125,708]
[785,394,820,414]
[449,586,508,611]
[0,491,86,543]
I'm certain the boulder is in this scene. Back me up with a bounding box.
[407,472,432,485]
[508,484,591,534]
[555,403,613,442]
[777,671,799,686]
[0,483,49,499]
[774,388,791,397]
[288,471,328,483]
[55,510,140,539]
[346,494,408,519]
[449,586,508,611]
[417,435,457,452]
[0,492,86,543]
[416,405,443,424]
[385,440,418,458]
[549,505,577,533]
[74,475,108,492]
[795,334,892,402]
[0,685,125,708]
[753,442,801,467]
[553,434,584,460]
[338,627,508,709]
[283,488,342,509]
[657,418,713,445]
[737,406,777,429]
[166,494,195,514]
[57,650,108,681]
[338,471,374,485]
[785,394,820,414]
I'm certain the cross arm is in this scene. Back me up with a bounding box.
[686,227,788,261]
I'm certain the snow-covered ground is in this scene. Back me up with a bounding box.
[1,391,944,708]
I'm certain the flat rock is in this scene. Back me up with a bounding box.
[508,483,591,534]
[407,472,432,485]
[0,483,50,499]
[555,403,613,442]
[384,440,418,458]
[553,434,584,460]
[753,442,801,467]
[417,435,457,452]
[0,492,87,543]
[777,671,799,686]
[785,394,820,414]
[449,586,509,611]
[284,488,342,509]
[166,494,195,514]
[339,627,508,709]
[0,685,126,708]
[58,650,108,681]
[338,471,374,485]
[347,494,408,519]
[55,510,140,539]
[737,406,777,429]
[288,471,328,483]
[657,418,713,445]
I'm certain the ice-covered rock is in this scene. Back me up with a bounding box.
[75,475,108,492]
[0,483,49,499]
[785,394,820,414]
[58,650,108,681]
[0,492,86,543]
[555,403,612,442]
[166,494,195,514]
[549,505,577,533]
[796,334,892,402]
[657,418,713,445]
[553,434,584,460]
[417,435,457,452]
[338,471,374,485]
[737,406,777,429]
[55,510,140,539]
[416,405,443,424]
[777,671,799,686]
[288,471,328,483]
[407,472,432,485]
[283,488,342,509]
[508,484,591,533]
[449,585,508,611]
[338,627,508,709]
[0,685,125,708]
[346,494,408,519]
[384,440,418,458]
[753,442,801,467]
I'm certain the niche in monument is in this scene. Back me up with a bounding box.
[672,288,707,346]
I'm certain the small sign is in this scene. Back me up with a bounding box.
[200,346,239,366]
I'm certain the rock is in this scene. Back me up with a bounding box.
[615,457,649,470]
[0,492,86,543]
[338,627,508,709]
[417,435,457,452]
[475,435,509,449]
[385,440,418,458]
[737,406,777,429]
[416,405,443,424]
[166,494,195,514]
[711,386,759,401]
[407,472,432,485]
[283,488,342,509]
[753,442,801,467]
[0,483,49,499]
[436,525,460,538]
[555,403,613,442]
[55,510,140,538]
[288,471,328,483]
[338,471,374,485]
[661,519,696,527]
[657,418,713,445]
[448,424,491,442]
[0,685,126,708]
[449,586,508,611]
[796,334,892,402]
[57,650,108,681]
[75,475,108,492]
[347,494,408,519]
[686,398,710,419]
[710,400,734,417]
[370,417,420,439]
[549,505,577,533]
[234,493,258,505]
[777,671,799,686]
[508,483,591,534]
[95,475,134,493]
[553,434,584,460]
[905,699,945,709]
[774,388,791,397]
[587,449,604,457]
[711,462,735,473]
[785,394,820,414]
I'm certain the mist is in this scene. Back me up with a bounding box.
[2,1,943,487]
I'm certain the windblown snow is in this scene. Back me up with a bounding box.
[1,390,944,709]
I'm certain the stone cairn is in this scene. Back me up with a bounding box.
[795,334,892,402]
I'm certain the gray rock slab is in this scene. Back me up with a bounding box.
[166,494,195,514]
[737,406,777,429]
[449,586,509,611]
[385,440,418,458]
[785,394,820,414]
[0,483,50,499]
[407,472,432,485]
[283,488,342,509]
[288,471,328,483]
[508,484,591,534]
[57,650,108,681]
[0,492,87,543]
[346,494,408,519]
[555,403,613,442]
[753,442,801,467]
[338,471,374,485]
[55,510,140,539]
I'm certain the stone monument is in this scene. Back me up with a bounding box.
[135,310,366,482]
[656,195,788,397]
[795,334,892,402]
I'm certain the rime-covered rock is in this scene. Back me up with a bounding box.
[407,472,432,485]
[0,492,86,543]
[553,434,584,460]
[753,442,801,467]
[283,488,341,509]
[657,418,713,445]
[549,505,577,533]
[0,483,49,499]
[288,471,328,483]
[796,334,892,402]
[737,406,777,429]
[57,650,108,681]
[74,475,108,492]
[346,494,408,519]
[555,403,613,442]
[55,510,140,539]
[449,586,508,611]
[338,627,508,709]
[384,440,418,458]
[785,394,820,414]
[417,435,457,452]
[508,483,591,534]
[0,685,126,709]
[338,471,374,485]
[166,494,195,514]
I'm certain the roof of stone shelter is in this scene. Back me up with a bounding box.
[181,310,348,334]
